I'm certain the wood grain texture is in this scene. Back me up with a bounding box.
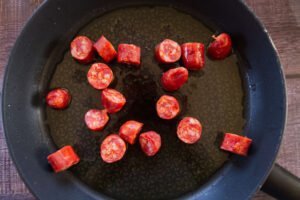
[246,0,300,76]
[0,0,299,199]
[0,1,44,199]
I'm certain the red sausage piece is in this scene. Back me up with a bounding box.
[207,33,232,60]
[101,89,126,114]
[87,63,114,90]
[46,88,71,109]
[94,35,117,63]
[117,44,141,66]
[177,117,202,144]
[181,43,205,70]
[220,133,252,156]
[47,146,80,173]
[155,39,181,63]
[139,131,161,156]
[100,134,127,163]
[161,67,188,91]
[84,109,109,131]
[119,120,143,145]
[70,36,94,63]
[156,95,180,120]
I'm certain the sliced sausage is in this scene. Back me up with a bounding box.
[220,133,252,156]
[46,88,71,109]
[177,117,202,144]
[84,109,109,131]
[117,44,141,66]
[181,43,205,70]
[94,35,117,63]
[161,67,188,91]
[101,88,126,114]
[207,33,232,60]
[139,131,161,156]
[155,39,181,63]
[87,63,114,90]
[100,134,127,163]
[156,95,180,120]
[47,145,80,173]
[119,120,143,145]
[70,36,94,63]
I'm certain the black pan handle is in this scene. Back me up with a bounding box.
[261,164,300,200]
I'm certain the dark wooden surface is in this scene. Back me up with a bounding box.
[0,0,299,199]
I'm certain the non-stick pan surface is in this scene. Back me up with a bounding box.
[47,6,244,200]
[2,0,286,200]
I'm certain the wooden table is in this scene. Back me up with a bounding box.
[0,1,299,199]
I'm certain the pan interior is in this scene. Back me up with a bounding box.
[46,6,244,200]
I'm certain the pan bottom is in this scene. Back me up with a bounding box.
[46,6,245,200]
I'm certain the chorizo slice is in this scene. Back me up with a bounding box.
[101,88,126,114]
[119,120,143,145]
[161,67,188,91]
[94,35,117,63]
[70,36,94,63]
[46,88,71,109]
[155,39,181,63]
[100,134,127,163]
[156,95,180,120]
[84,109,109,131]
[139,131,161,156]
[181,42,205,70]
[207,33,232,60]
[220,133,252,156]
[117,44,141,66]
[177,117,202,144]
[87,63,114,90]
[47,146,80,173]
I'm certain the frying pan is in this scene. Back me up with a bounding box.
[2,0,300,199]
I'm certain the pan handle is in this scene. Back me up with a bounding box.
[261,163,300,200]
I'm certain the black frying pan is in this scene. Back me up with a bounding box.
[2,0,300,199]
